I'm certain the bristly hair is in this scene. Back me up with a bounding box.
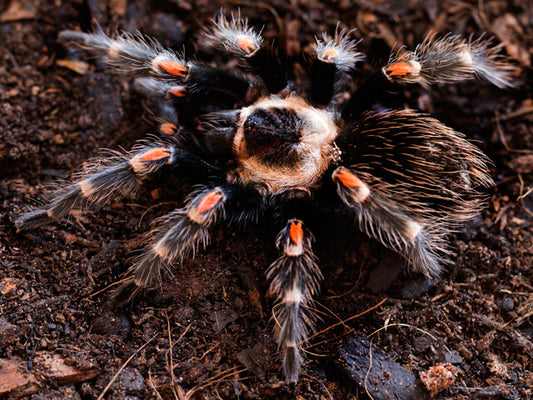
[334,109,494,276]
[315,28,364,72]
[266,221,323,382]
[385,33,516,88]
[340,109,494,219]
[204,12,263,57]
[58,28,187,81]
[113,186,226,305]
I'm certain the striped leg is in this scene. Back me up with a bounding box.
[266,219,323,382]
[114,186,227,304]
[15,140,221,230]
[342,35,515,121]
[58,29,250,105]
[332,166,445,277]
[333,109,493,276]
[383,34,516,88]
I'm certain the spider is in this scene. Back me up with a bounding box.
[15,15,515,383]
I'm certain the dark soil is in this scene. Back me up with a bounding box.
[1,0,532,399]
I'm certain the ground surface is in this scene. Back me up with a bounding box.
[1,0,532,399]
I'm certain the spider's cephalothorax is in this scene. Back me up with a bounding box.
[15,15,515,383]
[232,96,339,193]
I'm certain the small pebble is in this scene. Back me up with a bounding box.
[501,297,514,311]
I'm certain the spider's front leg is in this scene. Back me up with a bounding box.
[58,29,250,106]
[15,138,221,230]
[342,34,516,120]
[266,219,323,382]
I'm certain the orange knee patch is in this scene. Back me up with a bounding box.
[160,123,178,135]
[168,86,187,97]
[140,148,171,162]
[197,190,224,214]
[334,168,363,188]
[237,35,258,54]
[321,47,339,61]
[385,61,415,77]
[158,60,188,77]
[289,220,303,245]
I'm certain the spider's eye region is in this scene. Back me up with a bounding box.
[242,108,301,164]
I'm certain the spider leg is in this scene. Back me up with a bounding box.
[334,109,493,276]
[114,184,264,304]
[58,29,250,106]
[206,14,287,93]
[266,219,323,383]
[332,166,445,276]
[310,30,363,106]
[342,34,516,120]
[155,103,179,136]
[383,34,516,88]
[15,139,222,230]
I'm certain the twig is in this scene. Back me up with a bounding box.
[307,298,387,341]
[97,333,159,400]
[301,373,334,400]
[369,322,451,353]
[517,173,533,217]
[148,369,164,400]
[363,340,375,400]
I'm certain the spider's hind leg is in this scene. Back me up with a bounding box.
[383,34,516,88]
[266,219,323,383]
[114,183,264,304]
[333,109,493,276]
[332,166,446,276]
[342,34,516,120]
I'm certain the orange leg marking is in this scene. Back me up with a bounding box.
[197,191,224,214]
[158,60,188,77]
[335,168,363,188]
[160,123,178,135]
[322,48,339,61]
[385,62,415,77]
[168,86,187,97]
[289,220,304,245]
[140,148,171,162]
[237,35,258,54]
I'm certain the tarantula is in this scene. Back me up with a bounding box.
[16,15,514,382]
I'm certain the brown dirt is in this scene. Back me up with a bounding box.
[1,0,532,399]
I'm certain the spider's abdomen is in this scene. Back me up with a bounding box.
[233,96,338,193]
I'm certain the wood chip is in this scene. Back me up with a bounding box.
[0,0,39,22]
[419,363,459,396]
[56,59,90,75]
[33,353,98,385]
[0,358,39,396]
[0,278,19,296]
